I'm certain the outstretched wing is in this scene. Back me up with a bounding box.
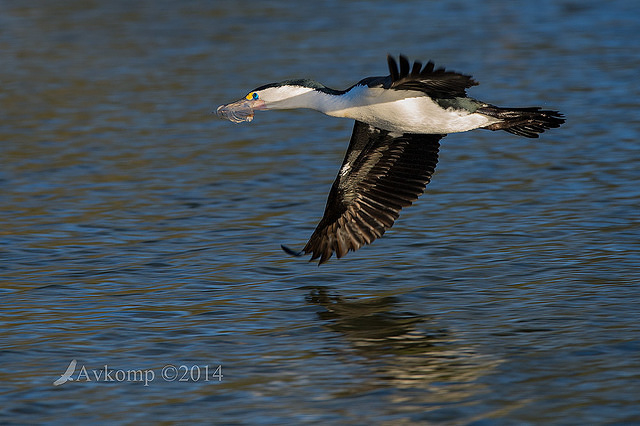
[362,55,478,98]
[296,121,444,264]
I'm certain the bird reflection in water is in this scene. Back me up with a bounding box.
[304,287,503,413]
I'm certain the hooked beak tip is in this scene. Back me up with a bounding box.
[216,99,257,123]
[216,94,268,123]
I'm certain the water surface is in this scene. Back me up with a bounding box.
[1,1,639,423]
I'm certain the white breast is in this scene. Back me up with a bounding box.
[322,87,498,134]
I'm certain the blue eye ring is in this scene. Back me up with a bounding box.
[252,92,259,100]
[246,92,259,101]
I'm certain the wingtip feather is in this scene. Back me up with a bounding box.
[281,244,304,257]
[387,54,399,81]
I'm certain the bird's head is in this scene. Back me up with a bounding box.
[216,80,324,123]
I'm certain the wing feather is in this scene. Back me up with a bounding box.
[300,121,444,264]
[384,54,478,98]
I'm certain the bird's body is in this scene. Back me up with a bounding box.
[217,55,565,264]
[324,87,498,134]
[255,84,498,134]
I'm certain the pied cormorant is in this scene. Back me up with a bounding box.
[217,55,565,264]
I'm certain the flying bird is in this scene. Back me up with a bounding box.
[217,55,564,264]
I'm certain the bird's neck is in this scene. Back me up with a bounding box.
[268,85,371,121]
[268,87,347,112]
[309,85,366,115]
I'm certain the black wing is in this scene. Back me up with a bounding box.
[290,121,444,265]
[361,55,478,98]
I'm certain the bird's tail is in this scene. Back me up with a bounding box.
[478,106,565,138]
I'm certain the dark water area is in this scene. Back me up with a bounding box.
[1,1,639,423]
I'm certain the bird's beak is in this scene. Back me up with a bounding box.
[216,98,266,123]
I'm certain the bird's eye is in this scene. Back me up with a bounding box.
[246,92,259,100]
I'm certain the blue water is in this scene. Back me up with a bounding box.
[1,1,639,423]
